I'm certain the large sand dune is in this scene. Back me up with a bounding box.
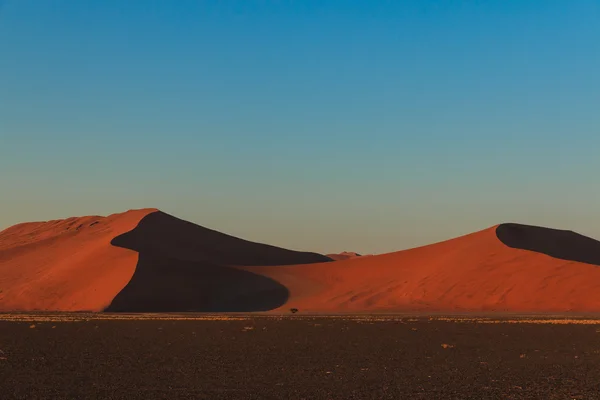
[2,209,600,313]
[0,209,330,311]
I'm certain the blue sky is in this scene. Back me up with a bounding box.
[1,0,599,254]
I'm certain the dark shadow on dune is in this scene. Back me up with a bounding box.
[106,211,332,312]
[496,223,600,266]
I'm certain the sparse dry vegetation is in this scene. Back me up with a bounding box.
[1,313,600,324]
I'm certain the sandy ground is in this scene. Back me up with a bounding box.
[1,315,600,399]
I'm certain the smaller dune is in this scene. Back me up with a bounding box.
[250,223,600,313]
[326,252,363,261]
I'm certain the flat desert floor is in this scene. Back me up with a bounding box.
[1,314,600,399]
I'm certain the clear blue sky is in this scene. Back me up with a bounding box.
[1,0,599,254]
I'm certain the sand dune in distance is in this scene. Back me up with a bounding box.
[2,209,600,313]
[326,252,363,261]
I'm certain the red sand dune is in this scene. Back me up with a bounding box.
[2,209,600,313]
[254,225,600,313]
[0,209,330,312]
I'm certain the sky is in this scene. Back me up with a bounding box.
[1,0,599,254]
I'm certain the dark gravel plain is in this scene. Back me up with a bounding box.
[1,315,600,399]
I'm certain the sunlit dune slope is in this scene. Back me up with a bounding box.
[248,224,600,313]
[0,209,157,311]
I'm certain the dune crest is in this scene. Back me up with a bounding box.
[496,223,600,266]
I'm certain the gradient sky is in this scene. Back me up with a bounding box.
[1,1,599,254]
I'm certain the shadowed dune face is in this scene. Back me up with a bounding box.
[106,256,290,312]
[111,211,333,267]
[496,223,600,266]
[106,211,331,312]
